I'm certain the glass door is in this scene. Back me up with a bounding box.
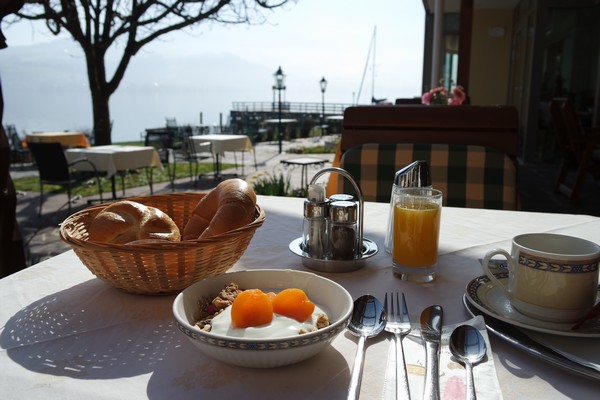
[531,1,600,161]
[540,3,600,127]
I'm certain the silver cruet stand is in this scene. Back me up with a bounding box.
[289,167,378,272]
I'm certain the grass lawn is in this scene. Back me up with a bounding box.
[13,161,231,197]
[12,138,336,197]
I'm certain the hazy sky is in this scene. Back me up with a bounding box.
[1,0,425,141]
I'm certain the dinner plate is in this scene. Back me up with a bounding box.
[465,274,600,338]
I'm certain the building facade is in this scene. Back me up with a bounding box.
[421,0,599,163]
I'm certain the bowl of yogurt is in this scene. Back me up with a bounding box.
[172,269,353,368]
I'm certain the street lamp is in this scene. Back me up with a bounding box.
[273,66,286,153]
[319,76,327,136]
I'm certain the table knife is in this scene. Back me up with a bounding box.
[420,305,443,400]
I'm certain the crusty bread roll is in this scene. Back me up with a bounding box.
[182,178,257,240]
[88,200,181,244]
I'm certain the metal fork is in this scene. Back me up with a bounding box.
[384,292,412,400]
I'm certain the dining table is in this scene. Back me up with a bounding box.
[25,131,91,148]
[64,145,163,199]
[189,134,255,179]
[1,195,599,400]
[280,157,328,191]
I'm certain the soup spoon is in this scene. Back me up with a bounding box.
[347,294,387,400]
[449,325,487,400]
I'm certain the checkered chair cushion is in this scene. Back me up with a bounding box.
[338,143,518,209]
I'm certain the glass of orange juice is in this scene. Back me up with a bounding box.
[391,187,443,282]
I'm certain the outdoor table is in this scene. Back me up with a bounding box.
[25,131,90,148]
[65,145,163,199]
[1,196,599,399]
[280,157,327,190]
[190,134,254,179]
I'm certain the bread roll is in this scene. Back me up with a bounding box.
[182,178,256,240]
[88,200,181,244]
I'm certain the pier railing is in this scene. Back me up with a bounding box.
[231,101,354,116]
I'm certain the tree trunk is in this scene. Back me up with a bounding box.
[86,44,113,146]
[90,88,112,146]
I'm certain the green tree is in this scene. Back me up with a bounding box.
[15,0,292,145]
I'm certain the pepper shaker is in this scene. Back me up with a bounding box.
[329,200,359,260]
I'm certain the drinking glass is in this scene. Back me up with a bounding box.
[392,187,442,283]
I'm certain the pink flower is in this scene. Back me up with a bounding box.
[448,97,462,106]
[427,86,450,105]
[431,86,447,95]
[449,86,466,106]
[421,91,433,105]
[421,83,466,106]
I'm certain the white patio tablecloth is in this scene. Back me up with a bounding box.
[190,134,253,156]
[65,145,163,178]
[1,195,599,399]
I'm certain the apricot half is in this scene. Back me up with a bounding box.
[230,289,274,328]
[272,288,315,322]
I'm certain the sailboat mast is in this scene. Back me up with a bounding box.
[371,26,376,102]
[356,26,377,105]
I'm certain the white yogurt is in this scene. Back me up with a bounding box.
[210,304,328,338]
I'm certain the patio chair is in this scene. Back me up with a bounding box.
[550,99,600,202]
[338,142,518,210]
[165,117,178,128]
[185,137,214,185]
[27,142,103,216]
[327,104,519,196]
[6,125,29,168]
[145,128,178,190]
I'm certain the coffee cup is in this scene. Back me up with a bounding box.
[482,233,600,323]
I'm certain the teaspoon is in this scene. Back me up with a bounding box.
[449,325,487,400]
[347,294,387,400]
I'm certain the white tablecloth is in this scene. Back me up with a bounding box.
[190,134,253,156]
[1,196,599,399]
[65,145,163,178]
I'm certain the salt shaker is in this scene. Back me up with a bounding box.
[329,200,358,260]
[384,160,432,253]
[302,184,329,259]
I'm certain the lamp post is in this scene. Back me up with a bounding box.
[319,76,327,136]
[273,66,286,154]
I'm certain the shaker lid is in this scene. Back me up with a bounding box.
[394,160,431,188]
[329,193,354,202]
[330,200,357,223]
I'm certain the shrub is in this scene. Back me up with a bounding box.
[250,171,291,197]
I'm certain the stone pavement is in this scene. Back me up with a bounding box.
[10,136,336,266]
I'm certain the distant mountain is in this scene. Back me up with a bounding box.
[0,38,273,142]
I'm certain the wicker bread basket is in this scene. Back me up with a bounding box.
[60,192,265,295]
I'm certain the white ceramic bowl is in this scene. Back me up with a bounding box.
[173,269,353,368]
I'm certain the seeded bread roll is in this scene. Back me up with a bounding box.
[88,200,181,244]
[182,178,256,240]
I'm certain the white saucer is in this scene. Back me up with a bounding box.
[465,274,600,338]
